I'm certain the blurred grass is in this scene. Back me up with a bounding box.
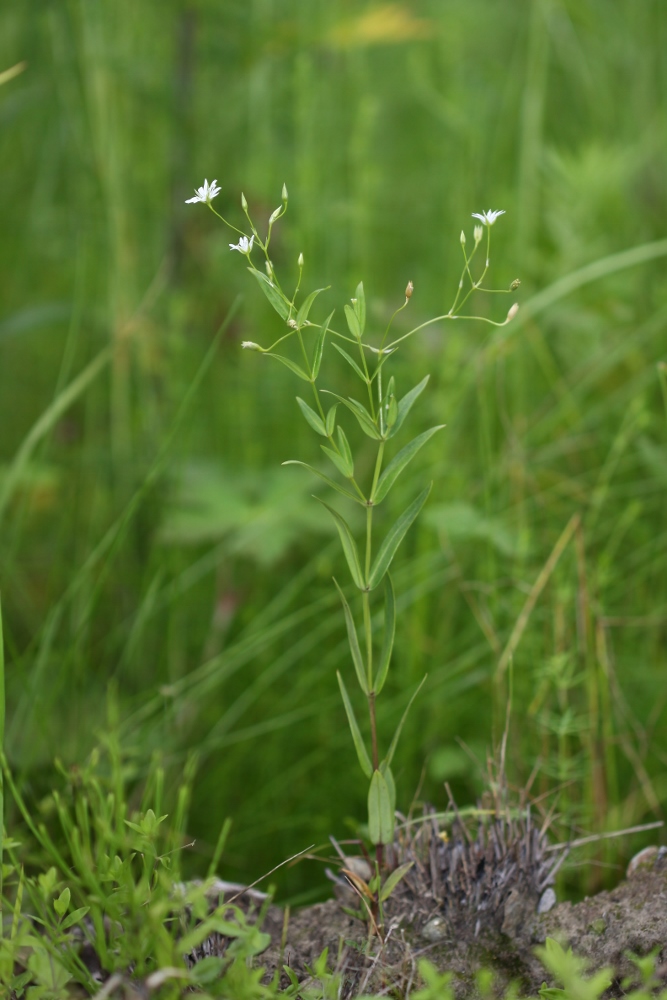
[1,0,666,902]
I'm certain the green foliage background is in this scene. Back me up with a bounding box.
[1,0,666,902]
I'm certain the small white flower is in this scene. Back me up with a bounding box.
[185,178,221,204]
[229,235,254,254]
[241,341,262,351]
[471,209,506,226]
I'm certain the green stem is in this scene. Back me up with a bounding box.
[0,593,4,938]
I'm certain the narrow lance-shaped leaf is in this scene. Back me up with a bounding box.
[373,573,395,695]
[332,342,367,383]
[373,426,445,504]
[354,281,366,337]
[379,862,414,903]
[296,397,327,436]
[325,404,337,437]
[386,375,430,439]
[312,310,334,380]
[267,354,310,382]
[315,498,366,589]
[282,461,362,504]
[383,675,427,770]
[337,426,354,476]
[368,484,432,590]
[247,268,290,320]
[337,672,372,779]
[382,762,396,815]
[368,769,394,846]
[321,445,352,480]
[333,580,368,695]
[344,303,361,340]
[296,287,329,329]
[322,392,381,440]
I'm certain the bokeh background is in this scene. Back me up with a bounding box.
[1,0,666,903]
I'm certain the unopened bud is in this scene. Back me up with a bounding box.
[460,230,466,245]
[287,318,298,329]
[282,183,288,203]
[506,302,520,322]
[265,259,273,276]
[474,225,483,244]
[241,341,262,351]
[269,206,281,224]
[298,252,304,268]
[241,192,248,211]
[405,280,414,299]
[510,278,521,291]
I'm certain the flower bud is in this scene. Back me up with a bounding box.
[265,260,273,276]
[474,225,483,244]
[241,192,248,211]
[405,280,414,299]
[506,303,520,322]
[510,278,521,291]
[298,252,304,268]
[287,318,298,329]
[460,230,466,245]
[241,341,262,351]
[282,183,288,203]
[269,206,281,224]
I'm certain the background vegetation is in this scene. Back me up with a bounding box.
[1,0,666,904]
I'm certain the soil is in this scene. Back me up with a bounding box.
[258,848,667,997]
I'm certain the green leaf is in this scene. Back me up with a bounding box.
[312,311,334,379]
[382,761,397,814]
[333,579,368,694]
[384,675,427,769]
[354,281,366,337]
[337,426,354,476]
[379,861,414,902]
[325,404,338,436]
[267,353,311,381]
[53,887,70,917]
[282,461,362,504]
[337,672,372,779]
[315,498,366,588]
[296,397,327,436]
[247,268,290,320]
[344,303,361,340]
[60,906,90,930]
[368,770,394,846]
[373,426,445,503]
[373,574,395,694]
[332,342,367,382]
[323,392,382,440]
[296,287,329,328]
[321,445,352,479]
[368,484,432,589]
[386,375,430,439]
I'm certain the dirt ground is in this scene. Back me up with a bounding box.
[259,847,667,997]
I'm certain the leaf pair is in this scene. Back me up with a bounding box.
[317,484,432,591]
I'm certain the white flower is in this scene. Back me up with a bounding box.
[241,341,262,351]
[474,225,483,244]
[185,178,221,204]
[471,209,505,226]
[229,235,254,254]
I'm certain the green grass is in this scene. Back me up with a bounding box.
[0,0,666,907]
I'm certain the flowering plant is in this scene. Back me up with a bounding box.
[187,182,519,911]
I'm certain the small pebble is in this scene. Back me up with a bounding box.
[421,916,447,942]
[537,888,556,914]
